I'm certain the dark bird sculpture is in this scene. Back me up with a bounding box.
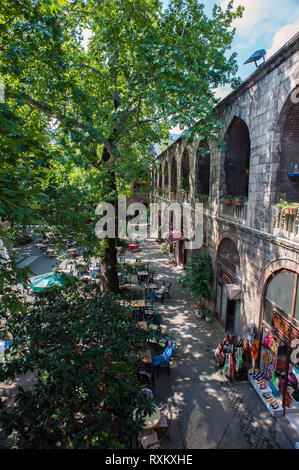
[244,49,266,67]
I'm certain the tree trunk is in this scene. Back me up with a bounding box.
[100,237,120,294]
[99,146,120,294]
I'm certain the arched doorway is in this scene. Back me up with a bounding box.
[216,238,241,333]
[224,117,250,199]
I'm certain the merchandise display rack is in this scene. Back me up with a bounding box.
[248,373,283,417]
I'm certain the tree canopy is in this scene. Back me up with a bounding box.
[0,0,243,291]
[0,282,155,448]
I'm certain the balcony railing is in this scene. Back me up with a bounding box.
[272,205,299,242]
[220,199,247,223]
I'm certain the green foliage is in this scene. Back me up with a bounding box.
[0,281,155,448]
[180,249,214,299]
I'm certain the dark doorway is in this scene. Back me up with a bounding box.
[226,299,236,333]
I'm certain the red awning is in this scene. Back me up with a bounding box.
[163,230,188,243]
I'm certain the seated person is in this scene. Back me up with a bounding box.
[150,339,176,372]
[156,282,166,295]
[148,288,157,305]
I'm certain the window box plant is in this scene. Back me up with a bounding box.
[223,197,233,205]
[232,196,247,206]
[195,194,209,201]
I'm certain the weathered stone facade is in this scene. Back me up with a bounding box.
[153,32,299,338]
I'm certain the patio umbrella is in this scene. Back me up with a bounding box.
[29,272,74,292]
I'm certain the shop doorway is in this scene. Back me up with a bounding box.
[216,238,241,333]
[226,299,236,332]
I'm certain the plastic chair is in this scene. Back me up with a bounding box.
[156,404,173,439]
[165,283,171,299]
[156,356,173,377]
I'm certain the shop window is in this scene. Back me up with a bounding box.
[265,270,296,320]
[263,300,274,327]
[195,141,210,196]
[223,117,250,199]
[181,149,190,193]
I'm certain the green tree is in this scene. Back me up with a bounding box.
[180,249,214,300]
[0,281,155,448]
[1,0,243,292]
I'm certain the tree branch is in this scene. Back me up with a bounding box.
[8,91,117,159]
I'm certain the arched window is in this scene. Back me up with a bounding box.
[264,269,299,325]
[164,161,169,189]
[181,149,190,193]
[158,163,162,189]
[196,141,210,196]
[274,88,299,202]
[224,117,250,199]
[171,156,177,192]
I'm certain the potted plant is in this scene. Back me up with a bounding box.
[205,310,214,323]
[169,256,177,267]
[195,194,209,201]
[223,196,233,204]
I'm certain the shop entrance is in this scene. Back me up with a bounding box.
[216,238,241,333]
[226,299,236,333]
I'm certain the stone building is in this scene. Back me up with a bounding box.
[152,30,299,355]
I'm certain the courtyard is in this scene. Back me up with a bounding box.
[1,232,298,449]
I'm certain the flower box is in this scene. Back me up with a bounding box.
[224,198,233,205]
[285,207,298,216]
[232,199,244,207]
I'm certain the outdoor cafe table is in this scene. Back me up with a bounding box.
[133,404,161,431]
[139,348,152,364]
[130,300,145,309]
[137,321,148,331]
[147,283,158,290]
[67,248,78,256]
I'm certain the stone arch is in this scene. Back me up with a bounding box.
[195,140,210,196]
[215,232,245,278]
[257,258,299,296]
[214,234,244,333]
[223,117,250,199]
[181,148,190,193]
[257,258,299,332]
[272,85,299,203]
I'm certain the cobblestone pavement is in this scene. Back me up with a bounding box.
[126,238,298,449]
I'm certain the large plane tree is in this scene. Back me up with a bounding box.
[1,0,243,292]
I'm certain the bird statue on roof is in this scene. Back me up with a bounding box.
[244,49,266,68]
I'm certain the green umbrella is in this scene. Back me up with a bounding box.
[29,272,74,292]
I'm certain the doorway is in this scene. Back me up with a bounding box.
[226,299,236,333]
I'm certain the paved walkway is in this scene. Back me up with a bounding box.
[2,234,299,449]
[126,238,299,449]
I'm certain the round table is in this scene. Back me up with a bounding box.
[133,404,161,430]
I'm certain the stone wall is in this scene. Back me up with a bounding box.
[153,33,299,336]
